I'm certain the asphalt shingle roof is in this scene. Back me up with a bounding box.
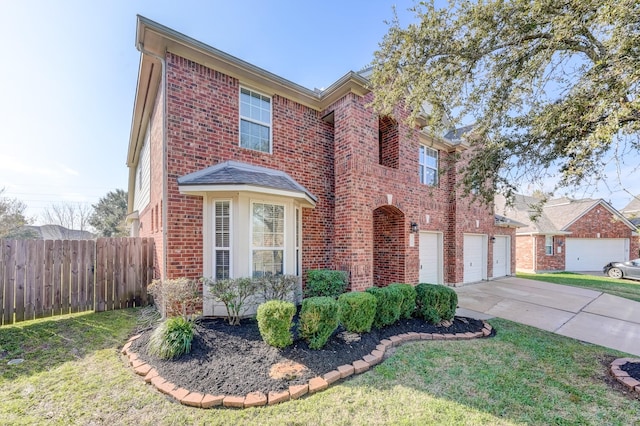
[177,161,317,202]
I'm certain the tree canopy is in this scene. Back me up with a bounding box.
[370,0,640,202]
[89,189,128,237]
[0,188,35,239]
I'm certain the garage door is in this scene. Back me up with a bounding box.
[492,235,510,278]
[419,232,442,284]
[464,234,486,283]
[565,238,629,271]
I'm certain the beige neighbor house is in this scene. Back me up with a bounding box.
[496,194,638,272]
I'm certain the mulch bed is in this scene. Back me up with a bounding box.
[130,316,486,396]
[621,361,640,381]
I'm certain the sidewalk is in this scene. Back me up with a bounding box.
[454,277,640,356]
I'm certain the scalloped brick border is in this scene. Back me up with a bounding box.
[122,321,494,409]
[610,358,640,394]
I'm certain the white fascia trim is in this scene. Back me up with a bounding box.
[178,184,316,208]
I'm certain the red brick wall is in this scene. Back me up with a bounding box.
[161,53,335,280]
[378,116,399,169]
[373,205,405,286]
[148,51,513,289]
[534,235,565,271]
[516,235,534,271]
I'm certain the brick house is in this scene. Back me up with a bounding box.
[496,194,638,272]
[125,16,517,313]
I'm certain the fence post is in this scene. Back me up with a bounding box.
[2,240,15,325]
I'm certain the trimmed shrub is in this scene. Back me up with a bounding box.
[366,286,403,328]
[304,269,348,298]
[338,291,377,333]
[298,296,340,349]
[147,316,194,360]
[256,300,296,348]
[202,277,259,325]
[255,274,300,303]
[147,277,202,320]
[415,283,458,324]
[388,283,417,319]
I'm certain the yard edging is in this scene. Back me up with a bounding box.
[610,358,640,395]
[122,321,494,409]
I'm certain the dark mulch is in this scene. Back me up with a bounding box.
[130,316,487,396]
[621,361,640,382]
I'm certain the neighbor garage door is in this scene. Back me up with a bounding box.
[419,232,442,284]
[565,238,629,271]
[463,234,486,283]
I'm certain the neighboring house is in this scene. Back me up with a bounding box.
[620,196,640,259]
[496,194,638,272]
[125,16,517,314]
[24,224,94,240]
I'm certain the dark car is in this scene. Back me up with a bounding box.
[603,259,640,280]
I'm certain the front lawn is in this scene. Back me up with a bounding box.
[517,271,640,302]
[1,309,638,425]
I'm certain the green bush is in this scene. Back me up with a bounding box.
[298,296,340,349]
[147,316,194,360]
[388,283,417,319]
[202,277,259,325]
[256,300,296,348]
[304,269,348,298]
[366,286,403,328]
[415,283,458,324]
[338,291,377,333]
[255,274,300,302]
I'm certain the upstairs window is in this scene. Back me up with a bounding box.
[240,87,271,153]
[545,235,554,255]
[419,145,438,186]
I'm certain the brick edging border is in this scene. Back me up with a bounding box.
[121,321,494,409]
[610,358,640,394]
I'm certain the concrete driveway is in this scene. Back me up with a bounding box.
[455,276,640,356]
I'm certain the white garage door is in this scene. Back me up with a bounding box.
[565,238,629,271]
[464,234,486,283]
[492,235,510,278]
[419,232,442,284]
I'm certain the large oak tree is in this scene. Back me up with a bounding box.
[371,0,640,202]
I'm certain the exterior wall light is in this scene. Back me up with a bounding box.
[410,222,419,233]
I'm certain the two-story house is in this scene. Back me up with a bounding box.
[126,16,517,314]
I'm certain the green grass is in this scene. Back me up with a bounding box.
[517,271,640,302]
[1,311,639,425]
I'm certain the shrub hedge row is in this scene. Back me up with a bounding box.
[415,283,458,324]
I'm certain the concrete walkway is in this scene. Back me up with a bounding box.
[454,276,640,356]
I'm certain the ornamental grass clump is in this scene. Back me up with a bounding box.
[388,283,417,319]
[256,300,296,348]
[366,285,403,328]
[338,291,377,333]
[415,283,458,324]
[147,316,194,360]
[298,296,340,349]
[304,269,348,298]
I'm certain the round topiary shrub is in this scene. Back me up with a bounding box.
[388,283,417,319]
[338,291,377,333]
[256,300,296,348]
[366,285,403,328]
[298,296,340,349]
[415,283,458,324]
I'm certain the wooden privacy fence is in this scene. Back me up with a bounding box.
[0,237,154,325]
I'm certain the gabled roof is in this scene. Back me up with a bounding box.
[495,194,636,235]
[177,161,317,207]
[25,225,94,240]
[494,214,526,228]
[621,195,640,217]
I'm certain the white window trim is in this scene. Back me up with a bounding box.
[239,86,273,154]
[213,199,233,279]
[250,200,286,277]
[545,235,554,256]
[419,145,439,186]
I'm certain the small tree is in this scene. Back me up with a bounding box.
[90,189,128,237]
[41,202,93,237]
[203,277,259,325]
[0,188,35,239]
[147,278,202,320]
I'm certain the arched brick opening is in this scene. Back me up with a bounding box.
[373,205,406,287]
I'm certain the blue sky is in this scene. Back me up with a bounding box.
[0,0,637,225]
